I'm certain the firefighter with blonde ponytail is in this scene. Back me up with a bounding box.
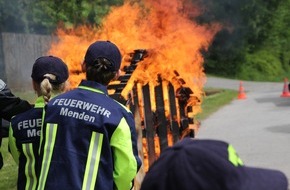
[8,55,69,190]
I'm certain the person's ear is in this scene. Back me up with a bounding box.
[62,81,70,92]
[113,69,121,80]
[32,80,41,96]
[32,80,37,91]
[81,61,86,72]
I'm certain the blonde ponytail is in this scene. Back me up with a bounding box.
[40,74,55,103]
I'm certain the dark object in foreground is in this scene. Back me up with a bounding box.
[140,138,288,190]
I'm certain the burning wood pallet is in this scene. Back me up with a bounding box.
[108,49,199,171]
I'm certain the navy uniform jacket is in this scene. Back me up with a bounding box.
[38,80,142,190]
[9,97,45,190]
[0,79,32,169]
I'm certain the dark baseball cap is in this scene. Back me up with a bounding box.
[140,138,288,190]
[31,55,69,84]
[84,40,122,72]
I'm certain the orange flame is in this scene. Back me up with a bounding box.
[48,0,221,115]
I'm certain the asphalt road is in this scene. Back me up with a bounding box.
[197,77,290,181]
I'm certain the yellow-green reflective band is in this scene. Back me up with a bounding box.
[23,143,37,190]
[39,109,46,155]
[37,123,58,190]
[228,144,243,166]
[78,86,104,94]
[82,132,103,190]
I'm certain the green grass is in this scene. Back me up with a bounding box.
[13,91,37,104]
[0,88,237,189]
[196,88,238,121]
[0,139,18,190]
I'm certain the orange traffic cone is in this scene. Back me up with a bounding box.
[238,81,247,100]
[280,78,290,97]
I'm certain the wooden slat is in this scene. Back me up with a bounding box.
[131,85,146,190]
[142,84,156,167]
[168,83,180,143]
[154,76,168,152]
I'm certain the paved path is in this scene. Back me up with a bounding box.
[197,77,290,181]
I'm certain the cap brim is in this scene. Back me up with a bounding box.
[243,166,288,190]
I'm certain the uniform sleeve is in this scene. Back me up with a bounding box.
[0,79,32,121]
[123,111,142,172]
[110,117,138,190]
[8,123,20,164]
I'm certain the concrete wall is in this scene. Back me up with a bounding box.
[1,33,54,91]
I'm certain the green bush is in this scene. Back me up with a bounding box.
[238,50,284,81]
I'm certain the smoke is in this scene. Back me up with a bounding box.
[192,0,250,76]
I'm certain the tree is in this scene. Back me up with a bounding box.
[194,0,287,80]
[0,0,123,34]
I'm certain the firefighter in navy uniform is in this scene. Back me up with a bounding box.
[0,79,32,169]
[8,56,69,190]
[38,41,142,190]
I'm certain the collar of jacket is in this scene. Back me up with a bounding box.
[78,80,108,95]
[34,96,46,108]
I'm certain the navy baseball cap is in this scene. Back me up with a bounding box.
[84,40,122,72]
[141,138,288,190]
[31,55,69,84]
